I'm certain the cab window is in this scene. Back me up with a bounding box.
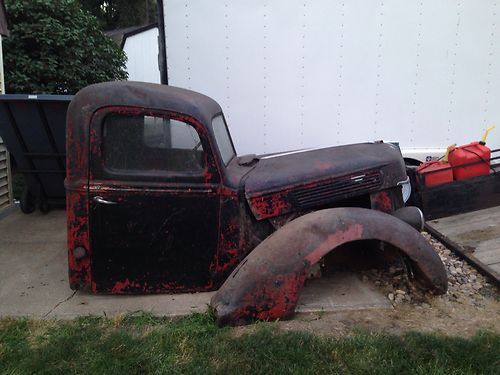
[103,113,204,174]
[212,115,236,165]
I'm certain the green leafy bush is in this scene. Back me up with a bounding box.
[3,0,128,94]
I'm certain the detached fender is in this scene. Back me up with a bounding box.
[211,207,447,326]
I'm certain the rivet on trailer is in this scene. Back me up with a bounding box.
[65,81,447,326]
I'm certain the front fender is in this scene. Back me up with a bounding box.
[211,207,447,326]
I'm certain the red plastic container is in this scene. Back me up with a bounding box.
[448,142,491,180]
[416,161,454,188]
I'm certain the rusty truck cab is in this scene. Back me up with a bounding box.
[66,81,242,293]
[67,82,447,311]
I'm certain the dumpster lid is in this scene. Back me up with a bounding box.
[0,94,72,202]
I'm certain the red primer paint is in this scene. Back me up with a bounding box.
[305,224,364,264]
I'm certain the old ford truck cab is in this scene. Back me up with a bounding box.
[66,81,413,294]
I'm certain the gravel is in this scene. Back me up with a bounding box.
[360,231,498,308]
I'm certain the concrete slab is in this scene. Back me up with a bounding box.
[0,208,390,319]
[0,209,68,317]
[0,209,213,319]
[296,273,391,313]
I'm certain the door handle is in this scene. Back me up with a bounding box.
[93,196,117,205]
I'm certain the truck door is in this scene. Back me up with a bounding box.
[88,108,220,293]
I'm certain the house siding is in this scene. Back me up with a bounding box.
[0,139,11,209]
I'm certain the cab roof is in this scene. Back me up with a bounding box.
[69,81,223,127]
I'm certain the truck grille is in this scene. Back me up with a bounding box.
[292,171,382,209]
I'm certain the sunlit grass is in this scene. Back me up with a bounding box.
[1,312,498,374]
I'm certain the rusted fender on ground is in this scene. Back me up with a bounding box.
[210,207,447,326]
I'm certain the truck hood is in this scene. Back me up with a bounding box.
[243,143,407,220]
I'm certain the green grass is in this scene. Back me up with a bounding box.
[0,313,498,374]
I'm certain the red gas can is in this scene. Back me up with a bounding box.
[416,161,453,188]
[448,142,491,180]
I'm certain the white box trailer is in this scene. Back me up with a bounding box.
[126,0,500,162]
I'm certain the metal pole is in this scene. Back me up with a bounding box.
[156,0,168,84]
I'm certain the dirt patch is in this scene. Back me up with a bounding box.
[278,231,500,337]
[278,295,499,337]
[455,226,500,243]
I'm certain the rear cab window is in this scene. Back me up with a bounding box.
[103,113,205,176]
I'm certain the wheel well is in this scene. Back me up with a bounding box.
[320,239,404,273]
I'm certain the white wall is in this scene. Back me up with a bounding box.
[163,0,500,156]
[123,27,161,84]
